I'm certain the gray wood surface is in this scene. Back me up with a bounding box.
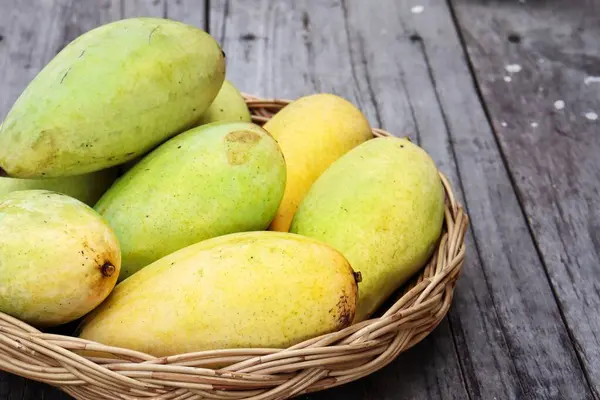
[450,0,600,397]
[0,0,597,399]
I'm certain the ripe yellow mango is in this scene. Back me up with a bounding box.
[195,80,251,125]
[263,94,372,232]
[0,168,118,206]
[0,190,120,327]
[78,231,358,356]
[0,18,225,178]
[95,122,286,280]
[290,137,445,321]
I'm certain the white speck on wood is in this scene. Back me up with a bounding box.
[584,112,598,121]
[411,5,424,13]
[503,76,512,82]
[505,64,522,73]
[554,100,565,110]
[531,122,538,128]
[501,122,507,127]
[584,76,600,85]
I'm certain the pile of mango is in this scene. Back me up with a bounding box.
[0,18,445,357]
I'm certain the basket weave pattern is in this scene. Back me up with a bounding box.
[0,95,469,400]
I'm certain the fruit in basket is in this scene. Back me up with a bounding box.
[78,231,359,356]
[95,121,286,281]
[0,168,118,206]
[0,17,225,179]
[0,190,120,327]
[195,80,251,125]
[290,137,445,322]
[263,93,372,232]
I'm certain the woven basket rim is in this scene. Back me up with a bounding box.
[0,94,470,400]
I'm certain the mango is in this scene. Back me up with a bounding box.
[290,137,445,321]
[78,231,358,356]
[95,121,286,280]
[263,93,372,232]
[0,190,120,327]
[0,17,225,178]
[195,80,251,125]
[0,168,118,206]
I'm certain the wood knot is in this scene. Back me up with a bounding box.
[101,263,116,277]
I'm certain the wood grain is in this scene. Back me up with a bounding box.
[449,0,600,397]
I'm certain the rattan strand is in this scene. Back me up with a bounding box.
[0,94,469,400]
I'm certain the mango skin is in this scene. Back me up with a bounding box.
[0,168,118,206]
[0,190,121,327]
[95,122,286,281]
[0,17,225,178]
[290,137,445,322]
[78,231,358,356]
[195,80,251,125]
[264,94,372,232]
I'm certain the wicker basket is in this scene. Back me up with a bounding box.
[0,95,469,400]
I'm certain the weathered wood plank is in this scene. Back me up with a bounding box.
[448,0,600,397]
[0,1,206,398]
[211,0,593,399]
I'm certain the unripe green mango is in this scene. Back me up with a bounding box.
[290,137,445,321]
[195,80,251,125]
[0,168,118,206]
[0,18,225,178]
[95,121,286,281]
[78,231,358,356]
[0,190,121,327]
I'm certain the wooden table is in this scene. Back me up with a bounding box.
[1,0,599,399]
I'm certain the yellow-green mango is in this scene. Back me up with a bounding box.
[263,93,373,232]
[0,168,118,206]
[0,190,120,327]
[290,137,445,321]
[95,121,286,281]
[78,231,358,356]
[195,80,251,125]
[0,17,225,178]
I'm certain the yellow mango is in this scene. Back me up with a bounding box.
[291,137,445,321]
[263,94,372,232]
[78,231,359,356]
[0,190,120,327]
[0,18,225,178]
[195,80,251,125]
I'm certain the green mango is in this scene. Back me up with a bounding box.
[0,17,225,178]
[0,168,118,206]
[0,190,120,327]
[290,137,445,321]
[95,121,286,281]
[195,80,251,125]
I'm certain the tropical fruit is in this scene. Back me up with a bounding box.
[291,137,445,321]
[0,190,121,327]
[78,231,359,356]
[0,17,225,178]
[95,121,286,280]
[196,80,251,125]
[0,168,118,206]
[263,93,372,232]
